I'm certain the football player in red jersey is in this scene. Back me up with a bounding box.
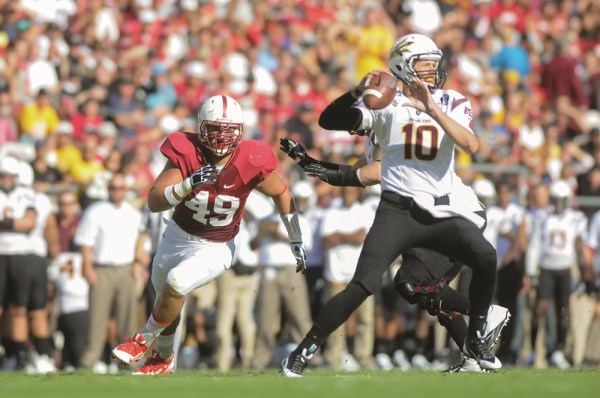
[112,95,307,375]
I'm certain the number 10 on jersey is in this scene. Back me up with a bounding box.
[402,123,439,161]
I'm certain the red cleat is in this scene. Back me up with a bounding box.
[112,333,149,365]
[132,350,175,375]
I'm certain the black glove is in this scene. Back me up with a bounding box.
[190,164,218,189]
[279,138,317,167]
[304,163,331,183]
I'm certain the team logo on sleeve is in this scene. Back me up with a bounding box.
[464,107,473,119]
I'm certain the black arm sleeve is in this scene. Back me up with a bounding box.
[325,168,364,187]
[318,91,363,131]
[316,161,352,171]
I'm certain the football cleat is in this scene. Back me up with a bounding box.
[132,350,175,375]
[112,333,149,365]
[463,331,502,370]
[280,348,313,378]
[483,305,511,350]
[444,355,491,373]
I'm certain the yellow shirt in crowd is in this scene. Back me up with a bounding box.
[18,103,60,140]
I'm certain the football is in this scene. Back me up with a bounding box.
[362,70,398,110]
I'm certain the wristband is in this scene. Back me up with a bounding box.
[280,212,302,243]
[164,185,181,206]
[172,178,193,199]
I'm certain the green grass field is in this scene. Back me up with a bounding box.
[1,369,599,398]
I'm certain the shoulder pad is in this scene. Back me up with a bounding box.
[160,132,198,157]
[245,140,275,168]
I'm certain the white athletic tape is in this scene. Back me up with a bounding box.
[363,89,383,98]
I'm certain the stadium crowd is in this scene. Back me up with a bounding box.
[1,0,600,374]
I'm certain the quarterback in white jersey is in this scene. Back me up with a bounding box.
[281,33,502,378]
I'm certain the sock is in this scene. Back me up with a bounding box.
[439,314,467,349]
[156,333,176,359]
[293,322,328,357]
[32,337,53,357]
[467,314,487,336]
[140,312,171,342]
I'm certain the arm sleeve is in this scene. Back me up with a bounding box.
[318,92,363,131]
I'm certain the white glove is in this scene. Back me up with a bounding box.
[291,242,307,274]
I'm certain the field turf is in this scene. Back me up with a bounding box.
[1,368,598,398]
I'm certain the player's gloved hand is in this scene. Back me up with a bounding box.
[303,163,332,183]
[291,242,307,274]
[190,164,218,189]
[279,138,317,168]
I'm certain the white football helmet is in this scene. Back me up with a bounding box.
[549,180,572,199]
[197,95,244,157]
[389,33,447,90]
[0,156,20,176]
[291,180,316,211]
[549,180,572,214]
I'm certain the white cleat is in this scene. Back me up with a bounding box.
[484,305,511,349]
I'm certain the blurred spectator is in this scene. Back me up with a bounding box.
[350,5,395,81]
[30,139,63,194]
[53,121,81,177]
[17,89,60,143]
[68,138,104,187]
[0,90,18,145]
[106,77,144,149]
[71,98,104,141]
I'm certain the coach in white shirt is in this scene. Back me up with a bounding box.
[75,172,147,370]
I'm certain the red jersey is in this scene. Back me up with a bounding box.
[160,132,277,242]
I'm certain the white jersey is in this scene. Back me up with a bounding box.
[523,206,551,276]
[357,89,483,227]
[54,252,89,314]
[538,208,587,271]
[30,191,54,257]
[0,186,36,254]
[362,127,484,228]
[492,203,523,261]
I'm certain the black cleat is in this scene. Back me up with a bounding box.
[280,348,314,378]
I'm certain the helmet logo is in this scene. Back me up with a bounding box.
[391,40,414,58]
[221,95,228,118]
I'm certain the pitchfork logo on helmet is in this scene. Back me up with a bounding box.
[389,33,447,91]
[197,95,244,157]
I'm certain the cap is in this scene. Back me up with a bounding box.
[97,121,118,138]
[56,121,74,135]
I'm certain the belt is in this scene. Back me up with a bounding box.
[381,191,450,208]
